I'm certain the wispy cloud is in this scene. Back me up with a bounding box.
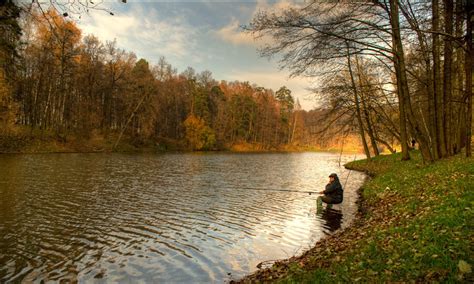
[214,0,303,47]
[78,5,197,61]
[215,18,257,46]
[79,13,137,44]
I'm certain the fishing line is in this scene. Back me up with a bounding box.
[231,186,321,195]
[223,154,359,196]
[343,154,358,189]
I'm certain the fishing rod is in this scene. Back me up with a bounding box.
[343,154,358,189]
[231,155,359,196]
[236,186,322,195]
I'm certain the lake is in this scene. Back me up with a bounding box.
[0,152,366,283]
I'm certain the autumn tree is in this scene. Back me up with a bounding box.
[113,58,156,148]
[183,114,216,150]
[74,34,105,137]
[0,1,21,135]
[246,0,473,161]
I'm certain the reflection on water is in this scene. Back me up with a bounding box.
[0,152,366,282]
[319,208,343,233]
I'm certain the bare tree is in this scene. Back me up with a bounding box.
[246,0,472,161]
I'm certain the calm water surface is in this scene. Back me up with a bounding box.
[0,152,366,283]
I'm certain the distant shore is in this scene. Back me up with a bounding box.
[0,133,362,154]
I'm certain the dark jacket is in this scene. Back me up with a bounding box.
[323,176,343,203]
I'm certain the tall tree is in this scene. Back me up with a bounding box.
[465,0,473,157]
[275,86,294,144]
[355,55,380,156]
[0,1,21,134]
[346,44,371,159]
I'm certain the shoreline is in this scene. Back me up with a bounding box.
[232,159,371,283]
[0,149,361,154]
[235,151,473,282]
[0,132,364,155]
[0,145,362,155]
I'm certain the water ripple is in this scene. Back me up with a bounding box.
[0,152,366,282]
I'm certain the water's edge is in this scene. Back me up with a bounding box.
[235,163,369,283]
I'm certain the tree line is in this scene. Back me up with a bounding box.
[247,0,473,161]
[0,5,352,152]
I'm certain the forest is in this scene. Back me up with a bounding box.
[0,4,361,153]
[0,0,472,160]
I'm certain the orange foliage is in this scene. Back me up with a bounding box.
[34,9,82,63]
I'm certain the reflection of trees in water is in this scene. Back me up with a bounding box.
[320,208,343,234]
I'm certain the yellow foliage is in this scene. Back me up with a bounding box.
[183,114,216,150]
[34,9,82,63]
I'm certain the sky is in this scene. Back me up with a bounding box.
[74,0,318,110]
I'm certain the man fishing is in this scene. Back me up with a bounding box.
[318,173,343,205]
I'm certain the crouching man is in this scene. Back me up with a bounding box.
[318,173,343,207]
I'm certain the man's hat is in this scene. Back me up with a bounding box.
[329,173,338,178]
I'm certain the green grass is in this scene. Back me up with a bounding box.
[241,151,473,283]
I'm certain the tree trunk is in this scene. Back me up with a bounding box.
[454,0,465,154]
[113,92,149,150]
[346,44,371,159]
[291,112,297,144]
[355,55,379,156]
[398,2,437,156]
[433,0,446,158]
[389,0,433,162]
[375,137,396,154]
[443,0,454,156]
[388,1,410,161]
[466,2,473,157]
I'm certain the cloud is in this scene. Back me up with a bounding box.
[78,5,197,61]
[79,13,138,43]
[215,0,303,47]
[215,18,257,46]
[134,18,193,58]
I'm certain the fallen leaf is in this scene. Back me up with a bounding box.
[458,260,472,274]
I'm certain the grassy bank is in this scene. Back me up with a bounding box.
[239,152,473,283]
